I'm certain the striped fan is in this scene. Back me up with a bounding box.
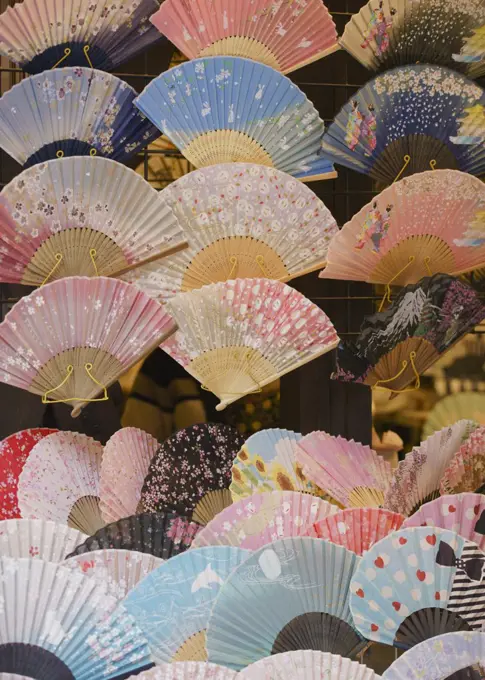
[124,663,238,680]
[423,393,485,439]
[134,57,337,182]
[0,519,86,561]
[0,67,159,168]
[441,425,485,495]
[239,650,381,680]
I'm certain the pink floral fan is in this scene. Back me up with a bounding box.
[441,425,485,495]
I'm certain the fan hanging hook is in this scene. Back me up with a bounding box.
[372,351,421,393]
[393,154,411,184]
[52,47,71,69]
[41,252,63,287]
[429,159,437,170]
[56,150,64,159]
[379,256,416,312]
[89,148,97,157]
[255,254,270,277]
[228,255,238,278]
[83,45,94,68]
[42,362,108,404]
[424,256,432,276]
[89,248,99,276]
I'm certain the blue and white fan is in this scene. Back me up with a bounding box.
[134,56,337,183]
[123,546,249,664]
[0,67,160,168]
[320,65,485,185]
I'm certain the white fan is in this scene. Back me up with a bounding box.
[239,650,380,680]
[123,664,238,680]
[0,519,86,561]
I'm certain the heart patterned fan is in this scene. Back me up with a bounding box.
[134,57,337,182]
[239,650,380,680]
[0,276,176,414]
[161,279,339,411]
[124,663,238,680]
[320,65,485,185]
[423,393,485,439]
[0,157,187,286]
[206,537,366,670]
[0,519,86,561]
[125,164,338,301]
[150,0,339,74]
[319,170,485,287]
[0,67,159,168]
[140,424,244,525]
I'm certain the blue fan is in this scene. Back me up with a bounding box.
[123,546,249,664]
[0,67,160,168]
[205,537,366,670]
[320,65,485,185]
[134,56,337,182]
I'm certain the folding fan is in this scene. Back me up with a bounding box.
[140,424,244,525]
[124,546,249,664]
[423,393,485,439]
[239,650,380,680]
[455,26,485,80]
[320,65,485,185]
[161,279,339,411]
[0,519,86,561]
[123,663,238,680]
[339,0,485,77]
[99,427,159,525]
[125,163,338,301]
[309,508,405,556]
[333,275,485,394]
[150,0,339,74]
[17,430,104,535]
[0,67,160,168]
[0,276,176,414]
[441,425,485,495]
[319,170,485,286]
[383,421,477,516]
[134,57,337,182]
[350,526,485,649]
[402,494,485,551]
[66,511,201,559]
[192,490,338,550]
[296,431,394,508]
[0,157,187,285]
[206,537,366,670]
[0,556,152,679]
[0,0,162,73]
[0,428,56,520]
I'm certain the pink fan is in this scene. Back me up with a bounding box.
[307,507,405,555]
[99,427,159,524]
[0,276,176,415]
[402,493,485,551]
[441,425,485,495]
[150,0,339,75]
[191,490,338,550]
[296,431,393,508]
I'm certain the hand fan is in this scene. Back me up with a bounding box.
[0,429,56,520]
[0,157,187,285]
[100,427,159,525]
[333,275,485,394]
[0,67,160,168]
[192,491,338,550]
[0,276,176,415]
[454,26,485,80]
[66,511,201,559]
[296,431,394,508]
[206,537,367,670]
[339,0,485,77]
[309,508,405,556]
[122,663,238,680]
[319,65,485,185]
[441,425,485,495]
[350,526,485,649]
[140,423,244,525]
[0,556,152,679]
[402,494,485,551]
[239,650,380,680]
[17,430,104,535]
[134,57,337,182]
[383,421,477,516]
[161,278,339,411]
[125,163,338,301]
[0,519,86,561]
[150,0,339,74]
[423,393,485,439]
[63,548,163,600]
[319,170,485,287]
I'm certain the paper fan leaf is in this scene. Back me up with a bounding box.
[0,519,86,561]
[140,424,244,525]
[100,427,159,525]
[319,170,485,286]
[0,67,159,168]
[296,431,394,508]
[0,157,185,285]
[134,57,337,182]
[350,526,485,649]
[423,393,485,439]
[441,426,485,495]
[320,65,485,184]
[0,276,176,413]
[239,650,380,680]
[124,663,238,680]
[125,163,338,302]
[206,537,366,670]
[192,491,338,550]
[161,279,339,411]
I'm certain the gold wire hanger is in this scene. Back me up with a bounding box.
[372,351,421,394]
[42,362,108,404]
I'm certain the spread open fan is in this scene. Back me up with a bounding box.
[441,425,485,495]
[423,393,485,439]
[0,519,86,561]
[239,650,381,680]
[124,663,238,680]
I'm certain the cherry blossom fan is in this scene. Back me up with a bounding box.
[99,427,159,524]
[122,663,238,680]
[0,276,176,415]
[161,279,339,411]
[239,650,380,680]
[423,393,485,439]
[441,425,485,495]
[0,519,86,561]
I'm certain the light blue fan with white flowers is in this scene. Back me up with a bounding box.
[134,56,337,183]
